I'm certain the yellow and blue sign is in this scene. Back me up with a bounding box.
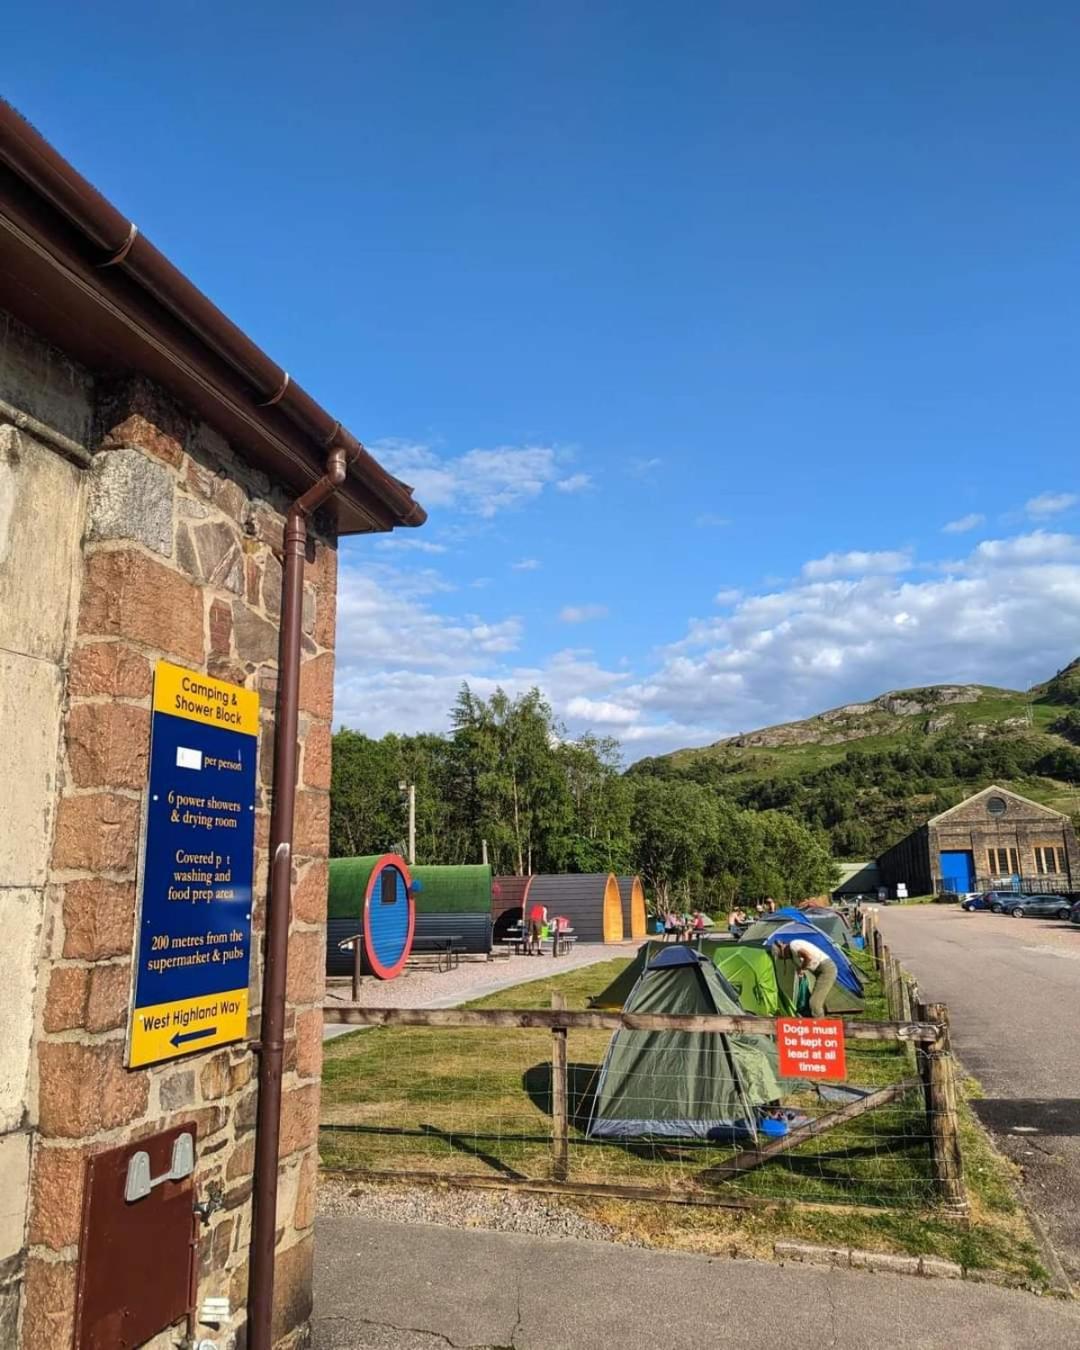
[127,661,259,1067]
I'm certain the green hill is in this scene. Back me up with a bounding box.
[629,660,1080,858]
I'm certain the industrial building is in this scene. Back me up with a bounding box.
[876,785,1079,898]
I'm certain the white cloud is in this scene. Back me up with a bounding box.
[1026,491,1078,518]
[333,528,1080,760]
[555,473,591,493]
[802,549,912,580]
[565,696,639,724]
[372,439,579,518]
[972,531,1080,565]
[628,456,663,477]
[511,558,541,571]
[374,536,448,554]
[559,603,609,624]
[714,587,742,606]
[942,513,985,534]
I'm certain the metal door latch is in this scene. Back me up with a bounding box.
[192,1180,225,1225]
[124,1132,195,1202]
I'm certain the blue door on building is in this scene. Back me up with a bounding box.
[939,850,975,894]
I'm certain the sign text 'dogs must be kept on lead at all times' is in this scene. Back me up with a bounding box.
[127,661,259,1067]
[776,1018,847,1081]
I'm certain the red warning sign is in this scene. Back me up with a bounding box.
[776,1018,847,1081]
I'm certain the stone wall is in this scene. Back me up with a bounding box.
[0,315,93,1343]
[2,310,335,1349]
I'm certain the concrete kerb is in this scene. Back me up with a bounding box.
[773,1241,1044,1291]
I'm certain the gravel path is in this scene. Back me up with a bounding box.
[318,1175,631,1245]
[322,942,625,1039]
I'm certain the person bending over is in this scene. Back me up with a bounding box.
[776,938,837,1017]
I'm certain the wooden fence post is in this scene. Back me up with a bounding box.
[881,946,894,1018]
[872,926,884,973]
[551,992,569,1182]
[915,1000,966,1211]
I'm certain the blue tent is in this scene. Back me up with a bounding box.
[760,920,863,996]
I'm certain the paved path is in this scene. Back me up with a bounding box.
[878,903,1080,1282]
[312,1215,1080,1348]
[323,943,626,1040]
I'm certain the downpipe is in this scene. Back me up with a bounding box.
[248,445,351,1349]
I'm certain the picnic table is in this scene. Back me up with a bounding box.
[499,925,576,957]
[409,935,463,973]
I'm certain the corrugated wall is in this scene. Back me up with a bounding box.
[529,873,624,943]
[414,911,493,954]
[492,874,532,942]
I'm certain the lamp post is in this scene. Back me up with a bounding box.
[399,780,416,865]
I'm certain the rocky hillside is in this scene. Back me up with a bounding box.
[630,660,1080,858]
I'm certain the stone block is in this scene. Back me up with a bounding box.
[301,721,331,790]
[0,1131,31,1259]
[293,1150,317,1231]
[262,551,284,619]
[78,548,204,664]
[292,862,328,925]
[65,701,150,790]
[21,1256,77,1350]
[293,791,329,859]
[0,888,43,1133]
[286,930,325,1006]
[271,1234,314,1344]
[86,962,131,1033]
[67,642,152,699]
[302,584,316,636]
[38,1041,148,1138]
[250,503,284,551]
[87,446,174,556]
[232,600,279,664]
[52,792,141,873]
[209,598,232,656]
[97,376,187,467]
[278,1083,320,1158]
[43,965,89,1032]
[159,1069,196,1112]
[28,1143,85,1250]
[193,519,244,594]
[62,878,135,959]
[295,1009,323,1080]
[0,653,65,888]
[918,1256,963,1279]
[227,1137,255,1181]
[297,652,334,719]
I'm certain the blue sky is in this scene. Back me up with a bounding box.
[8,3,1080,757]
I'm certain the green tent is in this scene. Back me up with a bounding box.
[712,945,796,1016]
[589,939,796,1017]
[739,939,864,1015]
[588,946,782,1141]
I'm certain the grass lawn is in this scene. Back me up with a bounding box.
[320,950,1047,1282]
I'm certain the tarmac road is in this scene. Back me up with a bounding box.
[878,903,1080,1284]
[313,1215,1080,1348]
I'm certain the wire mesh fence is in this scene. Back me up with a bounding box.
[319,1001,964,1213]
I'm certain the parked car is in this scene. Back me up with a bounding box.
[1071,900,1080,926]
[1002,894,1073,920]
[963,891,1019,912]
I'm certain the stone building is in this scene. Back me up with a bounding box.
[0,103,423,1347]
[877,785,1080,898]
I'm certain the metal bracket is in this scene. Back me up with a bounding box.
[124,1132,194,1202]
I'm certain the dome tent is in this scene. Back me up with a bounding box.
[588,947,783,1142]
